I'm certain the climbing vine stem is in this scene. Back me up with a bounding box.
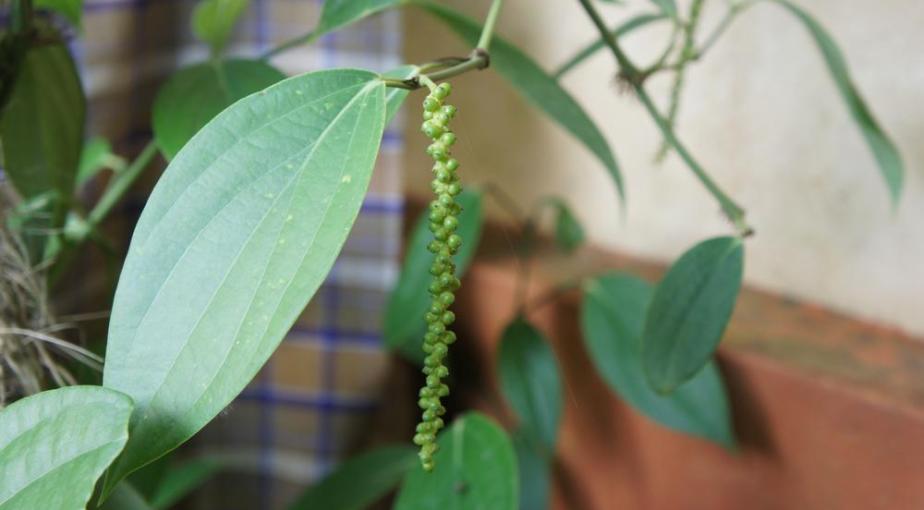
[383,0,503,90]
[476,0,504,51]
[576,0,753,237]
[656,0,705,160]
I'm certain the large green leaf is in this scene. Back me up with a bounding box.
[192,0,251,56]
[641,237,744,393]
[582,273,734,447]
[35,0,83,27]
[512,429,551,510]
[395,413,518,510]
[771,0,903,204]
[0,42,84,207]
[384,189,484,359]
[554,13,668,78]
[422,3,625,202]
[497,318,562,449]
[288,445,417,510]
[317,0,407,36]
[151,59,285,159]
[149,458,221,509]
[0,386,132,509]
[101,69,387,491]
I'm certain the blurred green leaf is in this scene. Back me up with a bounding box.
[0,42,84,212]
[126,453,173,501]
[77,136,126,186]
[498,318,562,449]
[317,0,407,36]
[554,13,667,78]
[35,0,83,27]
[396,413,518,510]
[152,58,285,159]
[192,0,251,56]
[649,0,677,18]
[150,458,222,509]
[582,273,734,447]
[642,237,744,393]
[384,189,484,361]
[100,484,153,510]
[512,429,551,510]
[0,386,132,509]
[772,0,903,204]
[288,446,417,510]
[548,199,585,253]
[101,70,387,494]
[423,3,625,203]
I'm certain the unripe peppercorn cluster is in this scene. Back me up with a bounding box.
[413,81,462,472]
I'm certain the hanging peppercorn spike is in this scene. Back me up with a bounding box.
[412,80,462,472]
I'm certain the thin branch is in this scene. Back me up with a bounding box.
[382,49,491,90]
[261,31,317,61]
[87,140,159,227]
[476,0,505,50]
[576,0,752,236]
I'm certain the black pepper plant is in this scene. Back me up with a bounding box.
[0,0,904,509]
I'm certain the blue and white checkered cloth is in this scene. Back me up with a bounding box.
[69,1,405,507]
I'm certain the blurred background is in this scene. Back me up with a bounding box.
[1,0,922,509]
[403,0,924,338]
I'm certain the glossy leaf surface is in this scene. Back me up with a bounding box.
[0,386,132,509]
[103,69,387,490]
[582,273,734,446]
[641,237,744,393]
[396,413,518,510]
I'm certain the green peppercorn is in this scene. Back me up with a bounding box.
[447,234,462,251]
[439,132,456,146]
[434,82,451,99]
[423,97,440,111]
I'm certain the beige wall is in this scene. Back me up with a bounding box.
[403,1,924,336]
